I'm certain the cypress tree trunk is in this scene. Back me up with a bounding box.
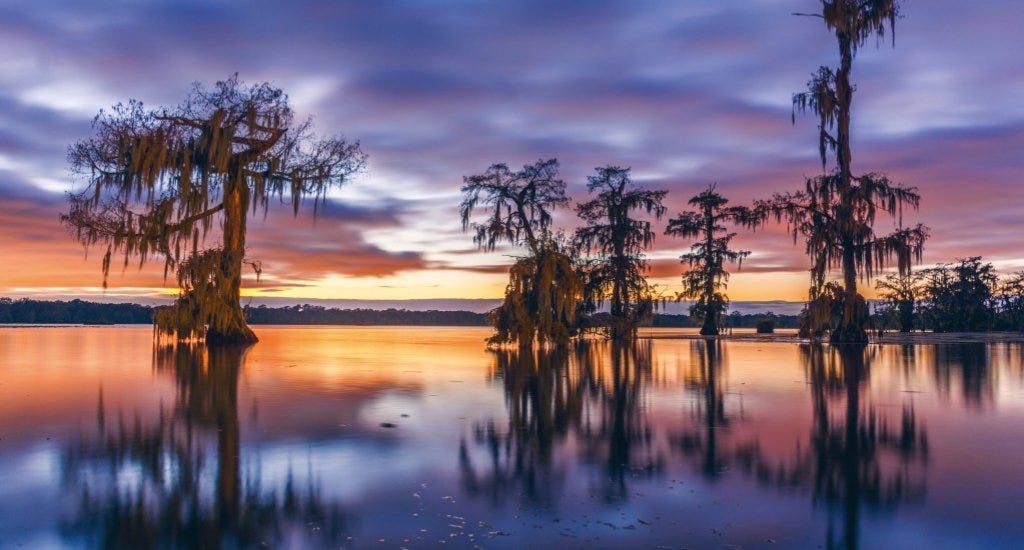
[831,33,868,344]
[207,183,258,345]
[700,206,720,336]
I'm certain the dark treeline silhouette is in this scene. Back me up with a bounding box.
[0,297,795,328]
[0,298,484,326]
[0,298,152,324]
[651,311,797,329]
[873,257,1024,332]
[243,304,485,326]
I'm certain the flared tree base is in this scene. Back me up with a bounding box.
[699,323,720,336]
[206,325,259,346]
[829,324,868,344]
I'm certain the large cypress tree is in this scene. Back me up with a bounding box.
[63,76,365,344]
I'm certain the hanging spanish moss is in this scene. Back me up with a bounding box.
[153,249,262,344]
[461,159,582,347]
[63,75,365,345]
[487,242,583,348]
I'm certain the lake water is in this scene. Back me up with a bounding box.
[1,326,1022,549]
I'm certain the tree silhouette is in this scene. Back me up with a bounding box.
[460,159,582,347]
[996,271,1024,331]
[875,271,921,332]
[63,75,365,344]
[665,185,751,335]
[575,166,667,341]
[751,1,927,343]
[460,158,566,255]
[918,257,997,332]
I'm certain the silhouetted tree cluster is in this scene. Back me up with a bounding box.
[244,304,486,326]
[873,257,1024,333]
[462,162,669,345]
[650,311,799,329]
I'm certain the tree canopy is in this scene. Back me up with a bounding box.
[460,158,567,255]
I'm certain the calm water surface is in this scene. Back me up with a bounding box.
[1,326,1023,549]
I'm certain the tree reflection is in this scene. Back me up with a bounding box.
[459,341,663,506]
[461,339,934,547]
[672,340,745,480]
[747,345,929,549]
[60,344,351,549]
[932,343,993,408]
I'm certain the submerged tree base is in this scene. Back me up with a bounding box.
[153,249,261,346]
[829,325,869,344]
[206,326,260,346]
[486,244,582,348]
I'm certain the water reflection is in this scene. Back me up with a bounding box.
[3,327,1022,548]
[460,341,664,506]
[672,340,747,481]
[61,344,351,549]
[746,345,929,549]
[932,343,992,408]
[467,341,937,548]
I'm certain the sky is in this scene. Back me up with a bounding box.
[1,0,1022,306]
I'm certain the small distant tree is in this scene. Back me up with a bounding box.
[460,159,581,347]
[665,184,751,336]
[755,312,777,334]
[63,76,365,344]
[752,0,928,343]
[996,272,1024,331]
[574,166,666,341]
[875,271,921,332]
[919,257,997,332]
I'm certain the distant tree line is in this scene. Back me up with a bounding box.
[0,298,153,324]
[242,305,485,326]
[651,311,797,329]
[0,298,800,329]
[873,257,1024,333]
